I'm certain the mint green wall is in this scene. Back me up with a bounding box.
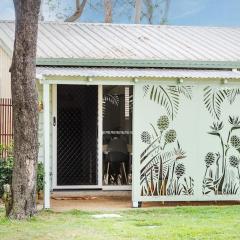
[38,83,52,166]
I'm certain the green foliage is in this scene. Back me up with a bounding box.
[37,162,44,194]
[0,144,44,197]
[0,144,13,197]
[0,158,13,197]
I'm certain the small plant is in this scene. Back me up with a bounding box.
[0,144,14,197]
[37,162,44,196]
[0,156,13,197]
[0,144,44,197]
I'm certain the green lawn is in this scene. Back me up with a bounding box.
[0,205,240,240]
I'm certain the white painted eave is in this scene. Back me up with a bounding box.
[36,67,240,80]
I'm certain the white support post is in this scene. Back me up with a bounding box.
[43,83,50,209]
[98,85,103,187]
[132,84,140,208]
[52,84,57,189]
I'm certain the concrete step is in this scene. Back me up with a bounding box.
[51,190,131,198]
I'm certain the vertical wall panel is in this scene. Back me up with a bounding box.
[0,48,11,98]
[133,80,240,202]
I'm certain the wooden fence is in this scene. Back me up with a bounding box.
[0,98,13,159]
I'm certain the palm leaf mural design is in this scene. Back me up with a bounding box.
[202,85,240,195]
[143,85,192,120]
[203,87,228,120]
[140,115,194,196]
[140,151,175,182]
[226,88,240,104]
[203,87,240,120]
[102,94,119,117]
[202,116,240,195]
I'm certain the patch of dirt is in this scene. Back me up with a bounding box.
[36,195,240,212]
[52,196,97,200]
[40,196,132,212]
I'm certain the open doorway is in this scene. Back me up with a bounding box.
[102,86,133,190]
[53,84,133,190]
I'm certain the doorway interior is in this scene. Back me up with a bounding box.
[52,84,133,190]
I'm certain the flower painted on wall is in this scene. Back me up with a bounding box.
[230,135,240,149]
[204,152,215,168]
[141,131,151,144]
[229,156,240,168]
[140,115,194,197]
[203,116,240,195]
[157,115,169,131]
[175,163,185,178]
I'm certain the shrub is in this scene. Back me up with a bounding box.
[0,159,13,196]
[0,144,44,197]
[37,162,44,194]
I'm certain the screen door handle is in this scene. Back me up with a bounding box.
[53,116,56,126]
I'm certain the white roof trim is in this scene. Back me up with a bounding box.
[36,67,240,79]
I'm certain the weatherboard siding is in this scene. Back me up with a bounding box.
[0,47,11,98]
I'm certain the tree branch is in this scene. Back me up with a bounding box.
[104,0,112,23]
[65,0,88,22]
[160,0,171,24]
[134,0,142,24]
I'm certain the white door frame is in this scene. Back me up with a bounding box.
[52,84,103,189]
[51,83,133,190]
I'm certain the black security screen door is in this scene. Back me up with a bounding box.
[57,85,98,186]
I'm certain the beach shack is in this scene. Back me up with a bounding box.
[1,21,240,208]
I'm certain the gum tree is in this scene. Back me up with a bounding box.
[8,0,41,219]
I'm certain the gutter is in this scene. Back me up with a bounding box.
[36,58,240,69]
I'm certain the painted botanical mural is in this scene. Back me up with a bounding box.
[137,83,240,200]
[140,85,194,196]
[202,87,240,195]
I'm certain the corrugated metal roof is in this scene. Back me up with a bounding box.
[36,67,240,79]
[1,21,240,68]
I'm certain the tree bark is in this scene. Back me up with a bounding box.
[65,0,88,22]
[104,0,112,23]
[8,0,41,220]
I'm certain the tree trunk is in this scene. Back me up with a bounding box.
[104,0,112,23]
[8,0,41,220]
[134,0,141,24]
